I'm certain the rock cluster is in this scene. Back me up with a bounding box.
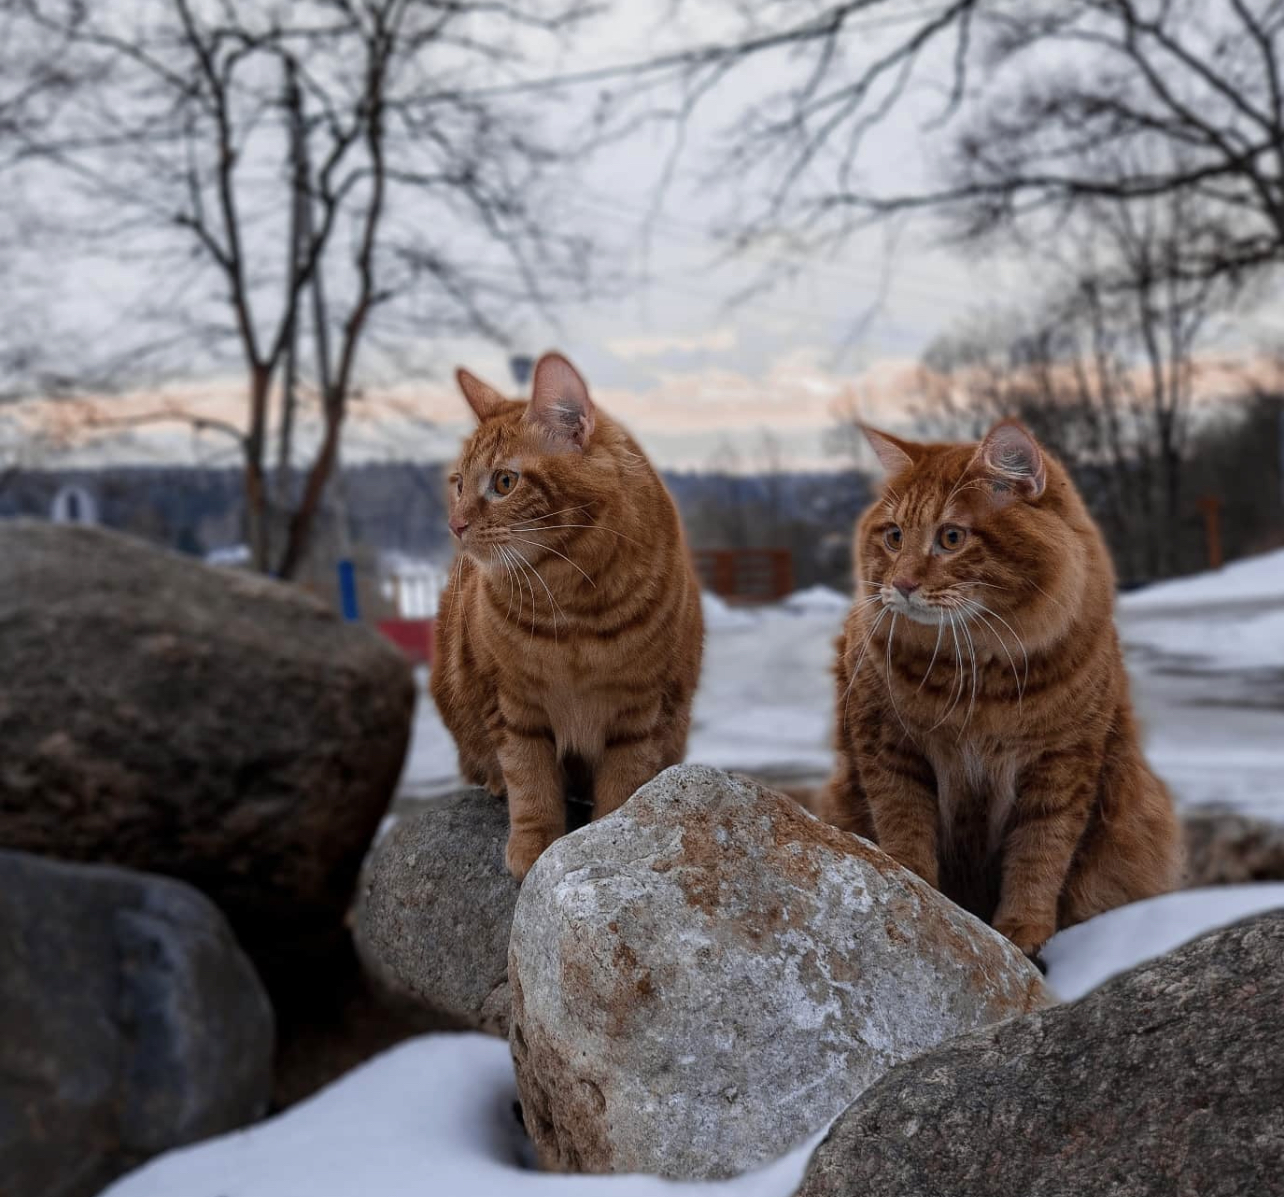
[0,522,418,1190]
[0,519,415,984]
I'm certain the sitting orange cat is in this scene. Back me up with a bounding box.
[431,352,704,879]
[821,420,1180,958]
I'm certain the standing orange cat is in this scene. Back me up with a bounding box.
[431,352,704,879]
[821,420,1180,958]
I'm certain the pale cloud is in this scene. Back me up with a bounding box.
[604,327,738,361]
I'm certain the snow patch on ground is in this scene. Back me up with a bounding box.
[1043,884,1284,1002]
[1121,606,1284,670]
[700,591,758,630]
[1120,547,1284,611]
[103,1034,821,1197]
[783,585,850,614]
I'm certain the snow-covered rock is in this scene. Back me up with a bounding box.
[101,1034,819,1197]
[797,911,1284,1197]
[1042,882,1284,1001]
[0,520,414,990]
[508,765,1048,1180]
[356,789,519,1035]
[0,849,273,1197]
[1119,546,1284,610]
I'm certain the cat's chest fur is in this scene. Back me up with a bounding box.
[924,739,1019,858]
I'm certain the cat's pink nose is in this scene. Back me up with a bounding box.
[450,516,470,538]
[893,578,920,597]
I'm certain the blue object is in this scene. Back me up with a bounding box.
[338,558,360,622]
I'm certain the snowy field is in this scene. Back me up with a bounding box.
[402,550,1284,823]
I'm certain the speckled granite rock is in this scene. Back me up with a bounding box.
[508,765,1049,1179]
[356,789,519,1035]
[796,911,1284,1197]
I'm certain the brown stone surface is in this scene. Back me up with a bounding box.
[355,789,520,1035]
[0,520,414,986]
[508,764,1049,1180]
[797,912,1284,1197]
[1183,806,1284,886]
[0,849,273,1197]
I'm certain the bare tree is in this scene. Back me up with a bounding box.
[583,1,1284,290]
[910,186,1230,578]
[5,0,593,576]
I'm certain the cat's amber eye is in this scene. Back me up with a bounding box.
[449,473,462,497]
[492,469,518,496]
[883,526,903,551]
[937,525,968,552]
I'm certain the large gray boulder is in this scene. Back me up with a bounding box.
[797,911,1284,1197]
[0,520,414,984]
[0,849,273,1197]
[355,789,519,1035]
[1184,806,1284,886]
[508,765,1049,1180]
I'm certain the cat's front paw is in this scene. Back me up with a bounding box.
[993,916,1053,960]
[505,831,555,882]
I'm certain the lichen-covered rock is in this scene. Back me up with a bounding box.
[797,911,1284,1197]
[355,790,519,1035]
[508,765,1049,1180]
[1184,806,1284,886]
[0,520,414,987]
[0,849,273,1197]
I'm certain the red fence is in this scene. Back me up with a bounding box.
[692,548,794,604]
[378,618,435,666]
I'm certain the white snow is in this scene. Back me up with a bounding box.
[1043,884,1284,1002]
[1121,606,1284,670]
[700,590,758,630]
[403,559,1284,823]
[1119,547,1284,611]
[782,585,850,613]
[102,1034,821,1197]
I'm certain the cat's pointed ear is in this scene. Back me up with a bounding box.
[455,367,506,423]
[860,424,920,474]
[526,352,595,450]
[974,419,1046,499]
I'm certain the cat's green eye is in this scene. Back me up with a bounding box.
[883,526,902,551]
[937,525,968,552]
[492,469,518,496]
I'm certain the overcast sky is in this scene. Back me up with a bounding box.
[12,1,1284,473]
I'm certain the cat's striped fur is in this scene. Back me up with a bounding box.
[431,353,704,879]
[821,421,1181,957]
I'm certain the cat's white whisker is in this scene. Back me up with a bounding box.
[885,613,913,740]
[510,544,567,638]
[842,606,890,720]
[509,536,597,588]
[967,602,1027,708]
[917,614,945,694]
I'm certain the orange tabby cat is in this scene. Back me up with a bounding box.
[820,420,1180,957]
[431,352,704,879]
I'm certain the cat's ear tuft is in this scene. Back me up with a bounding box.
[456,367,506,423]
[976,420,1046,499]
[860,424,919,475]
[526,352,595,450]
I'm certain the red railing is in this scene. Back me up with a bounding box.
[377,618,435,666]
[692,548,794,604]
